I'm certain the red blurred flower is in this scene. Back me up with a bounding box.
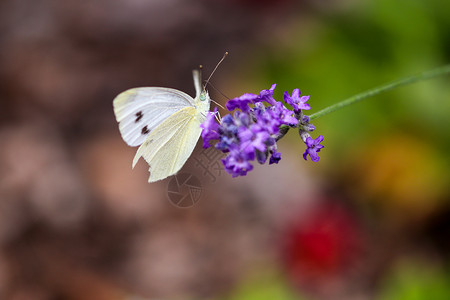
[281,202,364,285]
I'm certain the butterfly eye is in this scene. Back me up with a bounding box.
[200,93,207,101]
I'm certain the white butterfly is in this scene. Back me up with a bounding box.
[113,69,210,182]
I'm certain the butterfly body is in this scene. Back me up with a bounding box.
[113,70,210,182]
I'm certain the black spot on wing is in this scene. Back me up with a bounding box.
[135,111,143,122]
[141,125,149,135]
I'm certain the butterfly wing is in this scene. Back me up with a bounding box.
[113,87,194,147]
[132,106,204,182]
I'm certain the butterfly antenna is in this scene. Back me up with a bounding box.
[203,51,228,91]
[210,98,225,110]
[206,81,230,101]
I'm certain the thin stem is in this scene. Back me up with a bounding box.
[309,64,450,121]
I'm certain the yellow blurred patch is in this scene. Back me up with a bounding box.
[350,133,447,222]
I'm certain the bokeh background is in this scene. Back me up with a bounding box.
[0,0,449,299]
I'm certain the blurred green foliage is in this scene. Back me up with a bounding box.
[224,270,304,300]
[379,259,450,300]
[234,0,450,160]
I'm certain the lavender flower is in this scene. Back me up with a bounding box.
[254,102,280,135]
[270,102,299,127]
[284,89,311,113]
[200,107,220,148]
[222,150,254,177]
[216,114,238,152]
[269,150,281,164]
[302,135,324,162]
[226,93,258,112]
[300,115,315,132]
[256,150,268,164]
[256,83,277,105]
[238,125,270,158]
[200,83,324,178]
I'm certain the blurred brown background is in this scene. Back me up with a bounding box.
[0,0,449,299]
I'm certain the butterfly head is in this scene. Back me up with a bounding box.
[195,90,211,115]
[200,90,209,102]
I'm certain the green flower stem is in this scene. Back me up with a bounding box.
[309,64,450,121]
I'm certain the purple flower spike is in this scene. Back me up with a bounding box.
[303,135,324,162]
[284,89,311,113]
[200,107,220,148]
[226,93,258,112]
[200,82,321,178]
[256,84,277,105]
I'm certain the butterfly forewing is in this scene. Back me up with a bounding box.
[113,87,195,147]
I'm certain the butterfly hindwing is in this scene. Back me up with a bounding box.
[113,87,194,147]
[132,106,202,182]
